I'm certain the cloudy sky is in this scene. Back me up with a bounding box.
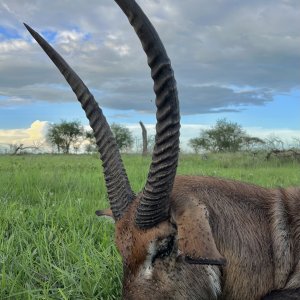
[0,0,299,150]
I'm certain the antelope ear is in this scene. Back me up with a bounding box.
[95,208,114,221]
[174,203,226,266]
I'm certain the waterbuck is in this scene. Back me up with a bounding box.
[25,0,300,299]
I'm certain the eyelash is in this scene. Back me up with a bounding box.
[152,235,175,263]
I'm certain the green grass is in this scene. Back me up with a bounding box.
[0,153,299,299]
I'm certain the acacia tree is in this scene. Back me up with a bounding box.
[85,125,134,154]
[242,136,265,151]
[47,120,84,154]
[189,119,262,153]
[111,123,133,152]
[9,142,42,155]
[189,138,208,154]
[265,136,285,151]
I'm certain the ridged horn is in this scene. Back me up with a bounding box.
[115,0,180,228]
[24,23,135,220]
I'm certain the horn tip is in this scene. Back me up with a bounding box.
[23,23,36,36]
[23,23,30,30]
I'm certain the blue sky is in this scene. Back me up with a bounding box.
[0,25,21,40]
[0,0,299,150]
[1,91,299,130]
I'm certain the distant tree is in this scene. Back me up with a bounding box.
[111,123,133,152]
[9,142,41,155]
[292,137,300,150]
[85,130,97,153]
[242,136,265,151]
[189,119,262,153]
[188,137,208,154]
[147,134,155,153]
[73,142,81,154]
[265,136,285,150]
[47,120,84,154]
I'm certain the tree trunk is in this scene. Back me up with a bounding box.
[139,121,147,156]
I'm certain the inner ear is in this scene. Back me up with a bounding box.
[173,202,226,266]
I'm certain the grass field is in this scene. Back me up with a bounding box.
[0,153,299,299]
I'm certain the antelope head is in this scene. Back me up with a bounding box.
[25,0,225,298]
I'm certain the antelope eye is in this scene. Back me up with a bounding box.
[152,235,175,263]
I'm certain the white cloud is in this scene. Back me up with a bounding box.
[0,0,299,148]
[55,30,86,44]
[26,120,48,141]
[0,39,29,53]
[105,41,130,57]
[0,0,299,114]
[0,120,48,146]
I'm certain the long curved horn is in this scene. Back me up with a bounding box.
[115,0,180,228]
[24,23,135,220]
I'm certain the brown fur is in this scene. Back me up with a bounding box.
[112,175,300,299]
